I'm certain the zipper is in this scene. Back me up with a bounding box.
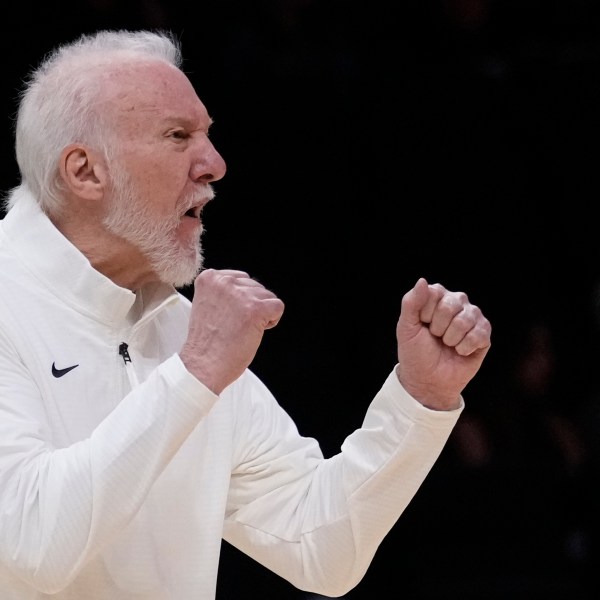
[119,342,139,388]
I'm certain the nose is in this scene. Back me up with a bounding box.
[191,137,227,183]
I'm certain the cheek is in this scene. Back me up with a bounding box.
[135,163,188,212]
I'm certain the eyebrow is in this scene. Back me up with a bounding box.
[164,114,214,131]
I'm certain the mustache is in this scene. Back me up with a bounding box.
[181,184,215,214]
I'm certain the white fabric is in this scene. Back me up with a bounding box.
[0,187,464,599]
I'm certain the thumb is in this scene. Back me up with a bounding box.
[400,277,431,330]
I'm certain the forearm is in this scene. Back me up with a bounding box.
[223,368,462,596]
[0,354,217,593]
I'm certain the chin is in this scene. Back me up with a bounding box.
[165,255,203,287]
[147,234,203,287]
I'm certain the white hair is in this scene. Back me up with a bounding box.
[4,29,183,215]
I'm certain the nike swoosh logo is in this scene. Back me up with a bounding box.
[52,362,79,378]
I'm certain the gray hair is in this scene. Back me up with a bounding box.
[5,29,183,215]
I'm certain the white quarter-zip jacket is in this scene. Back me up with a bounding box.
[0,187,464,599]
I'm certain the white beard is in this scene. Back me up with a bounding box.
[102,167,213,287]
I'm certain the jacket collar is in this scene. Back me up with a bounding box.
[1,186,179,326]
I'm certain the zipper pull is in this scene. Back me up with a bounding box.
[119,342,132,365]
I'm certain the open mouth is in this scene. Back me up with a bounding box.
[184,206,200,219]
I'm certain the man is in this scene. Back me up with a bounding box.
[0,30,491,599]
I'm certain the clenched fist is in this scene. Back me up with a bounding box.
[396,278,492,411]
[180,269,285,394]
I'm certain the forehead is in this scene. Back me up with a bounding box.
[102,60,210,131]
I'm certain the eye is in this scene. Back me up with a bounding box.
[169,129,190,140]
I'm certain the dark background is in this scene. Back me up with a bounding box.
[2,1,600,598]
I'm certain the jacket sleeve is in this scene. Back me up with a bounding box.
[0,344,217,595]
[223,367,463,597]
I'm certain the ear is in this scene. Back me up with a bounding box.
[59,144,108,200]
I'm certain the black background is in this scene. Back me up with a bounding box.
[2,1,600,598]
